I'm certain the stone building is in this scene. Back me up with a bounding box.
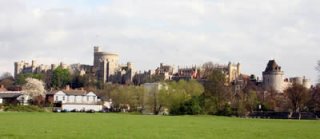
[13,60,88,78]
[110,62,134,84]
[205,62,241,84]
[14,46,134,85]
[226,62,241,83]
[154,63,175,80]
[93,46,119,83]
[288,77,311,89]
[262,60,312,93]
[172,66,201,81]
[262,60,285,92]
[14,60,45,77]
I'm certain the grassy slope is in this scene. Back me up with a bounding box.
[0,113,319,139]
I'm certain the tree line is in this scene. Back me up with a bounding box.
[0,61,320,117]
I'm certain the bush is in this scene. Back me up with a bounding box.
[170,96,204,115]
[216,103,233,116]
[0,104,3,110]
[4,105,45,112]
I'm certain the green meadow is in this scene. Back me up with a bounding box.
[0,112,319,139]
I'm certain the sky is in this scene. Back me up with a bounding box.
[0,0,319,83]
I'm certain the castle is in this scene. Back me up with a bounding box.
[14,46,134,84]
[18,47,315,92]
[262,60,311,93]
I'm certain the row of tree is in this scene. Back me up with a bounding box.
[0,61,320,117]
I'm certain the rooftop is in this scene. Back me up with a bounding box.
[264,60,282,72]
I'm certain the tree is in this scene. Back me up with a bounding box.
[109,85,145,112]
[15,73,44,85]
[203,69,231,115]
[51,66,71,89]
[145,80,204,115]
[22,78,46,106]
[0,72,14,89]
[202,62,215,79]
[0,72,13,80]
[284,83,310,120]
[308,85,320,113]
[170,96,204,115]
[145,82,167,115]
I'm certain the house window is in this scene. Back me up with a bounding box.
[87,96,89,101]
[63,96,65,101]
[55,96,58,101]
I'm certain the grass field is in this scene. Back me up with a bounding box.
[0,112,319,139]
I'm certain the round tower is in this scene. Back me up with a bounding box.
[262,60,284,93]
[93,46,119,83]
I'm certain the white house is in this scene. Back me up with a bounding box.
[0,91,29,105]
[50,90,102,112]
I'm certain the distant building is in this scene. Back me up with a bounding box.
[227,62,241,84]
[172,66,200,81]
[0,85,29,105]
[155,63,174,80]
[111,62,134,84]
[288,77,311,89]
[262,60,285,92]
[132,70,154,85]
[262,60,311,93]
[202,62,241,84]
[14,60,81,78]
[14,46,135,85]
[14,60,49,78]
[93,46,119,83]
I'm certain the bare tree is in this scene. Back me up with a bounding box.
[284,84,310,120]
[201,62,225,79]
[0,72,14,89]
[0,72,13,80]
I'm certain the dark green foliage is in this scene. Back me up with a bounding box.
[51,66,71,89]
[71,74,85,88]
[216,103,233,116]
[170,96,204,115]
[15,73,44,85]
[4,105,45,112]
[71,74,97,89]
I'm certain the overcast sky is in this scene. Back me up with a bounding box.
[0,0,319,83]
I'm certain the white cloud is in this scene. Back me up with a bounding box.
[0,0,319,83]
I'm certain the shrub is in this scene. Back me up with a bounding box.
[0,104,3,110]
[170,96,204,115]
[216,103,233,116]
[4,105,45,112]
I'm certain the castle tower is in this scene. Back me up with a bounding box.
[227,62,241,83]
[14,61,23,78]
[262,60,285,92]
[93,46,119,83]
[31,60,37,72]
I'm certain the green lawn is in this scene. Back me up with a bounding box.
[0,112,319,139]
